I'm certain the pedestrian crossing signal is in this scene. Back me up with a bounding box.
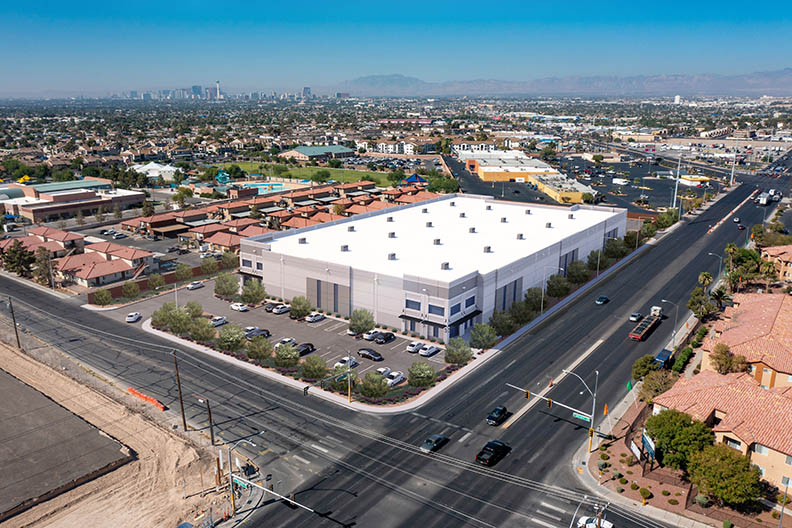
[524,390,531,400]
[589,428,595,438]
[547,398,553,409]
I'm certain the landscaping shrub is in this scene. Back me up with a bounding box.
[148,273,165,290]
[445,337,473,365]
[190,318,216,343]
[183,301,203,319]
[408,360,435,387]
[779,493,791,505]
[349,308,375,334]
[241,280,267,304]
[174,263,193,282]
[691,339,702,348]
[216,324,246,352]
[694,495,709,507]
[630,483,639,490]
[662,490,670,496]
[723,521,733,528]
[639,488,652,500]
[616,487,624,493]
[612,470,622,479]
[672,347,694,373]
[470,323,498,349]
[773,512,780,519]
[300,355,327,380]
[274,344,299,368]
[214,272,239,297]
[360,371,388,398]
[93,288,112,306]
[246,336,273,360]
[668,499,679,505]
[619,477,628,485]
[597,460,608,470]
[121,281,140,299]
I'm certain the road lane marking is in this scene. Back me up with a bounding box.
[537,510,563,522]
[502,338,604,429]
[539,502,566,513]
[411,412,426,418]
[310,444,329,453]
[531,517,559,528]
[409,416,420,424]
[506,359,516,368]
[292,455,310,465]
[458,432,472,443]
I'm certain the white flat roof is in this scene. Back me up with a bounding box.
[255,195,623,282]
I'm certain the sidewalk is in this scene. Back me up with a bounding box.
[0,269,73,300]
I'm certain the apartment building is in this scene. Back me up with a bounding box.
[761,245,792,281]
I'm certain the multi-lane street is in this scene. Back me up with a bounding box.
[0,170,786,527]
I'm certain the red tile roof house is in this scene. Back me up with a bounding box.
[27,226,85,252]
[281,216,322,230]
[187,223,230,243]
[237,225,277,238]
[221,218,261,233]
[204,232,242,253]
[345,201,397,215]
[653,370,792,489]
[54,251,134,287]
[85,241,154,271]
[701,293,792,389]
[334,180,377,198]
[265,209,298,230]
[0,236,68,258]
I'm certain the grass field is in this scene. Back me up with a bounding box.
[217,162,387,185]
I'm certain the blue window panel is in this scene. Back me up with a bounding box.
[405,299,421,310]
[465,296,475,308]
[450,303,461,316]
[428,304,444,316]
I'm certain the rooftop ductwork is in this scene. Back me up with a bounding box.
[459,212,466,218]
[440,262,450,270]
[433,238,441,245]
[387,216,394,222]
[298,237,307,244]
[525,209,531,215]
[450,201,456,207]
[501,217,507,223]
[546,222,552,228]
[388,232,396,238]
[469,227,476,233]
[486,205,492,210]
[483,246,492,253]
[340,244,349,252]
[388,253,396,260]
[426,221,433,227]
[422,208,429,213]
[348,225,355,232]
[516,233,524,240]
[568,213,574,219]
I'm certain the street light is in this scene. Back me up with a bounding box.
[228,438,257,517]
[707,252,723,279]
[195,395,214,446]
[540,266,565,314]
[661,299,679,346]
[563,368,599,453]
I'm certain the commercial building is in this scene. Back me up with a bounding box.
[239,194,625,342]
[278,145,355,162]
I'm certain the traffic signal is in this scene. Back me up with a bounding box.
[588,428,595,438]
[303,386,309,396]
[546,398,553,409]
[524,389,531,400]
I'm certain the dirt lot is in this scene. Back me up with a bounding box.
[0,343,225,528]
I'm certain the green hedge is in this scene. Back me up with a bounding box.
[672,347,694,373]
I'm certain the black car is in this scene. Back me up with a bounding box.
[264,302,280,312]
[296,343,316,356]
[167,246,179,253]
[475,440,510,466]
[375,332,395,344]
[486,405,508,426]
[177,248,189,255]
[357,348,384,361]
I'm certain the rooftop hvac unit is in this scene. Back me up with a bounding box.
[348,225,355,232]
[426,221,433,227]
[440,262,450,270]
[433,238,441,245]
[469,227,476,233]
[387,216,394,222]
[459,212,466,218]
[500,217,507,223]
[483,246,492,253]
[422,208,428,213]
[546,222,552,228]
[341,244,349,252]
[298,237,307,244]
[450,201,456,207]
[388,232,396,238]
[388,253,396,260]
[525,209,531,215]
[486,205,492,210]
[568,214,574,219]
[516,233,524,240]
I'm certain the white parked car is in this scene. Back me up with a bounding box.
[274,337,296,349]
[406,341,423,353]
[305,312,325,323]
[230,303,249,312]
[362,329,381,341]
[125,312,142,323]
[187,281,203,290]
[334,356,359,369]
[375,367,391,378]
[385,371,405,387]
[419,345,441,357]
[272,304,291,315]
[577,517,613,528]
[200,252,213,259]
[210,316,227,327]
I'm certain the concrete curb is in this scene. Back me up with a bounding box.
[0,270,72,300]
[142,319,501,415]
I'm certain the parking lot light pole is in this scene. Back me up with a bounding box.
[707,252,723,280]
[563,369,599,453]
[6,296,21,349]
[196,395,214,446]
[661,299,679,346]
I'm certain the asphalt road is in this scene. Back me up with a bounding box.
[0,170,786,527]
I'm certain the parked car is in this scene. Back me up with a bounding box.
[177,248,189,255]
[475,440,510,466]
[272,304,291,315]
[113,233,127,239]
[385,371,404,386]
[629,312,642,322]
[406,341,424,353]
[274,337,296,349]
[595,295,609,305]
[244,327,270,340]
[362,329,382,341]
[187,281,203,290]
[737,224,746,230]
[305,313,325,323]
[264,302,280,312]
[210,316,227,327]
[357,348,384,361]
[230,302,249,312]
[486,405,508,426]
[375,367,391,377]
[419,434,449,453]
[733,217,741,223]
[167,246,179,253]
[296,343,316,356]
[419,345,441,357]
[125,312,142,323]
[99,229,110,235]
[577,517,614,528]
[334,356,359,369]
[200,252,213,259]
[375,332,395,344]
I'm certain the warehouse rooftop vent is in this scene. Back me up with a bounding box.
[433,238,441,245]
[348,225,356,232]
[500,217,507,223]
[516,233,524,240]
[546,222,552,228]
[387,216,394,222]
[469,227,476,233]
[440,262,450,270]
[486,205,492,210]
[388,253,396,260]
[340,244,349,252]
[568,213,574,219]
[422,208,429,213]
[483,245,492,253]
[525,209,531,215]
[450,201,456,207]
[298,237,307,244]
[426,221,433,228]
[388,232,396,238]
[459,212,466,218]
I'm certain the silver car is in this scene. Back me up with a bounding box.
[419,345,441,357]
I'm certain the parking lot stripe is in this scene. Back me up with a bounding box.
[325,322,345,332]
[539,502,566,514]
[337,329,350,336]
[458,432,472,443]
[389,341,403,350]
[320,349,338,358]
[359,365,375,375]
[530,517,559,528]
[536,510,562,522]
[310,443,329,454]
[409,416,420,424]
[411,412,426,419]
[292,455,311,465]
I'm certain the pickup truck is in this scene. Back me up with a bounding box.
[628,306,662,341]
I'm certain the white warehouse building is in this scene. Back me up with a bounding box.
[239,194,626,343]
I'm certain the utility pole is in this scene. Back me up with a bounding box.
[671,156,681,209]
[779,480,789,528]
[197,396,214,446]
[730,139,738,186]
[7,296,21,349]
[173,351,187,431]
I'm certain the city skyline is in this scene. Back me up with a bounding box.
[1,0,791,97]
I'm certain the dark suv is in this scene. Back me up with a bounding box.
[475,440,509,466]
[486,405,508,426]
[296,343,316,356]
[375,332,395,344]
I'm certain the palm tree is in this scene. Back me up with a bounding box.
[698,271,713,288]
[760,260,777,290]
[725,243,738,274]
[711,288,732,310]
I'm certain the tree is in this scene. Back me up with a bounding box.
[94,206,105,223]
[290,295,313,319]
[169,308,193,336]
[522,288,543,312]
[592,154,604,165]
[148,273,165,290]
[698,271,713,288]
[246,336,273,360]
[689,444,762,506]
[75,209,85,225]
[360,371,389,398]
[645,410,714,470]
[387,170,404,186]
[604,238,628,259]
[221,251,238,270]
[121,281,140,299]
[189,317,216,343]
[174,263,194,282]
[582,192,594,204]
[709,343,748,374]
[200,258,218,275]
[445,337,473,365]
[214,272,239,297]
[151,302,178,328]
[349,308,375,334]
[332,203,346,216]
[710,287,731,310]
[587,250,605,272]
[725,243,738,276]
[632,354,656,381]
[566,260,589,284]
[489,310,517,336]
[113,204,122,220]
[216,324,246,352]
[183,301,203,319]
[470,323,497,349]
[687,286,716,320]
[241,279,267,304]
[639,369,677,403]
[311,169,331,184]
[173,187,193,208]
[274,343,299,368]
[301,355,327,380]
[546,274,572,298]
[141,201,155,217]
[93,288,112,306]
[408,360,435,387]
[2,240,34,276]
[508,300,534,326]
[640,221,657,238]
[33,246,52,285]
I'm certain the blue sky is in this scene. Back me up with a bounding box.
[1,0,790,96]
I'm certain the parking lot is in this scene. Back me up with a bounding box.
[344,155,442,174]
[78,225,203,269]
[103,279,448,384]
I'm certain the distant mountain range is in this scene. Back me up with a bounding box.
[323,69,792,97]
